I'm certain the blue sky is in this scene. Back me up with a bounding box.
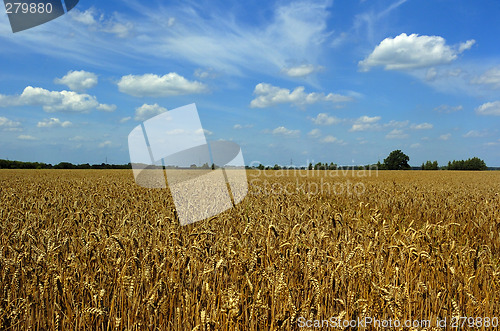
[0,0,499,167]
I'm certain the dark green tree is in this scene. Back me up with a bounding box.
[383,150,411,170]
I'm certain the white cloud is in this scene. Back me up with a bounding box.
[472,67,500,89]
[439,133,452,141]
[281,64,323,77]
[70,8,98,26]
[119,117,131,123]
[134,103,168,121]
[166,129,186,135]
[99,140,113,148]
[0,117,22,131]
[385,120,409,128]
[70,8,134,38]
[197,128,213,136]
[463,130,487,138]
[475,101,500,116]
[308,128,321,138]
[434,104,463,113]
[250,83,352,108]
[0,86,110,113]
[320,135,343,144]
[54,70,98,91]
[117,73,208,97]
[426,68,437,81]
[485,141,500,147]
[458,40,476,53]
[103,22,134,38]
[17,135,39,141]
[194,68,217,79]
[97,104,117,112]
[349,115,381,132]
[69,136,86,141]
[233,123,253,129]
[37,118,72,128]
[359,33,475,71]
[386,129,408,139]
[411,122,433,130]
[310,113,340,125]
[410,143,421,148]
[272,126,300,137]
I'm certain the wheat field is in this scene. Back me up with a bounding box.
[0,169,499,330]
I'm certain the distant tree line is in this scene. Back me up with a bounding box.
[0,152,493,171]
[252,150,491,171]
[0,159,131,169]
[446,157,487,171]
[421,160,438,170]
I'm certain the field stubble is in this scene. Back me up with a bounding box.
[0,169,499,330]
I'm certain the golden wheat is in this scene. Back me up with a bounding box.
[0,169,499,329]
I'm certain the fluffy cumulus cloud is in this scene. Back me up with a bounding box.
[117,73,208,97]
[250,83,352,108]
[359,33,475,71]
[134,103,168,121]
[471,67,500,89]
[310,113,340,125]
[475,101,500,116]
[17,135,39,141]
[96,104,117,112]
[385,129,409,139]
[308,128,321,138]
[272,126,300,137]
[0,86,115,113]
[37,118,72,128]
[349,115,381,132]
[54,70,98,92]
[434,104,463,113]
[281,64,323,77]
[98,140,112,148]
[233,124,253,129]
[320,135,343,144]
[439,133,452,141]
[0,117,22,131]
[410,122,433,130]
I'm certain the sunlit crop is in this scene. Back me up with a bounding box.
[0,169,499,329]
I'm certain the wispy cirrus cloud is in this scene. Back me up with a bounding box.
[0,1,334,77]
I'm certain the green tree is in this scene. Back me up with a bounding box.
[383,150,411,170]
[422,160,438,170]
